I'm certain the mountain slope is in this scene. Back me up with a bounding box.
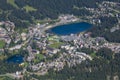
[0,0,119,28]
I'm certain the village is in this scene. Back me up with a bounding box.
[0,1,120,79]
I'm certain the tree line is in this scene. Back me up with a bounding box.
[87,16,120,43]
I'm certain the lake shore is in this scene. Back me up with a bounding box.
[44,17,90,31]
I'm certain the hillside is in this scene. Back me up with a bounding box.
[0,0,120,43]
[0,0,119,27]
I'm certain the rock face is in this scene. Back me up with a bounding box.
[113,75,119,80]
[107,75,119,80]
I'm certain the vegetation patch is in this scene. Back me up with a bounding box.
[90,52,96,58]
[34,54,44,64]
[0,40,5,49]
[36,54,44,60]
[0,55,6,60]
[7,0,19,9]
[0,76,14,80]
[49,42,63,48]
[23,5,37,12]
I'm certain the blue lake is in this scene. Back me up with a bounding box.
[50,22,92,35]
[7,55,24,64]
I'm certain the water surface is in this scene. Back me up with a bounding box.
[50,22,92,35]
[7,55,24,64]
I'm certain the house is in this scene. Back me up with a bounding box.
[32,49,39,54]
[21,33,27,41]
[0,22,4,25]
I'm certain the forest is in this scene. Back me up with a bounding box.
[87,16,120,43]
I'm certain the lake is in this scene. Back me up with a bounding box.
[50,22,92,35]
[7,55,24,64]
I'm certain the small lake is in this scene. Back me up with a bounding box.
[7,55,24,64]
[50,22,92,35]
